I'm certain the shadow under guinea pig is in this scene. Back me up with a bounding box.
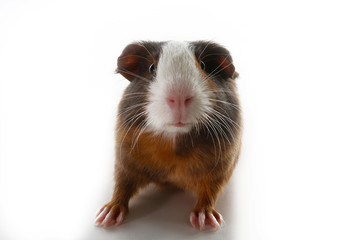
[124,185,194,226]
[89,179,236,240]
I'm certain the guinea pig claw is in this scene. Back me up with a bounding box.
[115,212,124,225]
[103,209,115,228]
[198,212,206,230]
[190,212,197,228]
[207,212,220,229]
[94,207,110,226]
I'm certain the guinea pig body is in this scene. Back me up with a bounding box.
[95,41,242,230]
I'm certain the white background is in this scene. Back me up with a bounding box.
[1,0,360,239]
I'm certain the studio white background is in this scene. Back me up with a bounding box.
[1,0,359,239]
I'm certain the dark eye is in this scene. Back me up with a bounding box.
[149,63,156,74]
[200,61,205,70]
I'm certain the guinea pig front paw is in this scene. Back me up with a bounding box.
[189,209,224,231]
[94,202,127,228]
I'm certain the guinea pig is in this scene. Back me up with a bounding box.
[95,40,242,230]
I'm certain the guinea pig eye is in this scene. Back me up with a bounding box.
[200,61,205,70]
[149,63,156,74]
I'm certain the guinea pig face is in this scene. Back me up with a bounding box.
[116,41,237,137]
[146,41,211,135]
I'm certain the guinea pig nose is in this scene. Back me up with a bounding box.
[184,96,193,106]
[167,96,193,109]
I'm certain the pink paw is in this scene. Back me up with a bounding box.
[190,210,224,231]
[94,204,126,228]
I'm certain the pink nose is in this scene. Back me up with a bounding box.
[167,95,193,123]
[167,96,193,109]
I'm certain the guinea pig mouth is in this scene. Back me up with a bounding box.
[162,122,193,134]
[172,122,188,127]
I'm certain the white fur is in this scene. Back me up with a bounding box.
[146,41,211,136]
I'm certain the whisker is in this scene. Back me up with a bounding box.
[203,113,223,162]
[198,41,212,59]
[120,95,147,101]
[136,42,156,63]
[130,119,148,152]
[122,103,147,112]
[118,111,146,132]
[209,113,231,145]
[209,98,241,111]
[211,106,241,129]
[208,109,235,142]
[189,129,194,148]
[202,54,231,80]
[116,69,152,82]
[204,116,223,172]
[121,92,147,97]
[118,111,146,159]
[197,116,217,160]
[117,54,152,63]
[208,61,234,80]
[201,53,231,59]
[120,103,148,115]
[194,121,200,136]
[136,120,152,146]
[204,89,238,94]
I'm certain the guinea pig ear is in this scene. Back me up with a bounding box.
[201,54,237,80]
[214,55,237,80]
[116,43,153,81]
[194,41,238,80]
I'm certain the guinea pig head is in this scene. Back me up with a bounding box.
[116,41,237,137]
